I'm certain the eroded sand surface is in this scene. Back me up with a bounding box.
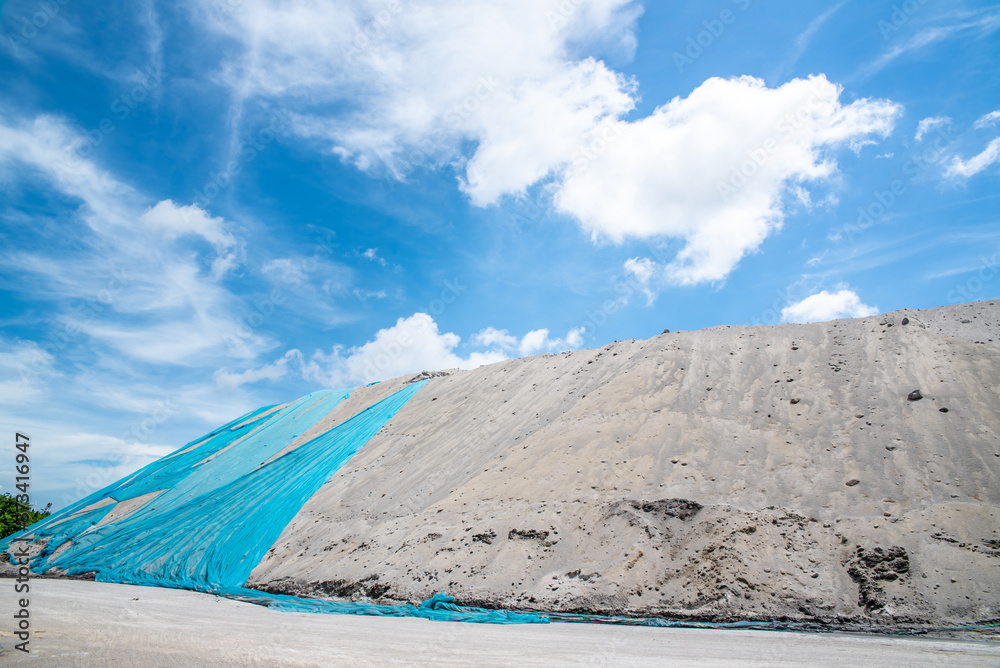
[1,580,998,667]
[247,301,1000,631]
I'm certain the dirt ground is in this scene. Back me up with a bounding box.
[1,580,998,667]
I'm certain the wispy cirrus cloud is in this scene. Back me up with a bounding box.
[0,113,267,366]
[857,10,1000,80]
[973,110,1000,129]
[770,0,847,83]
[946,137,1000,180]
[915,116,951,141]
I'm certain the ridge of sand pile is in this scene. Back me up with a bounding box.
[247,300,1000,630]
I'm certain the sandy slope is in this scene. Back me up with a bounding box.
[2,580,999,667]
[247,300,1000,631]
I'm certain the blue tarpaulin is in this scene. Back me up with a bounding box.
[2,385,408,589]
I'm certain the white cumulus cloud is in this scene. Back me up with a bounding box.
[302,313,507,387]
[301,314,587,388]
[471,326,520,350]
[474,325,584,356]
[517,327,584,355]
[556,75,901,285]
[781,289,878,323]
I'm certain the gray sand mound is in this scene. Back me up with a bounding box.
[247,300,1000,631]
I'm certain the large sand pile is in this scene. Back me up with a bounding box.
[247,300,1000,631]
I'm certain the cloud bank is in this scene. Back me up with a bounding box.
[300,313,584,388]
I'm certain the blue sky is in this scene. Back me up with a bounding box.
[1,0,998,508]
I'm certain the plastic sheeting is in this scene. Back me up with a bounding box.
[2,401,285,548]
[0,385,420,592]
[0,391,346,557]
[226,590,549,625]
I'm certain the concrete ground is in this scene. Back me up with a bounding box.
[1,580,997,667]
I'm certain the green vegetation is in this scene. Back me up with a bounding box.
[0,493,50,540]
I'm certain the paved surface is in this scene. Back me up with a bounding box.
[1,580,998,666]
